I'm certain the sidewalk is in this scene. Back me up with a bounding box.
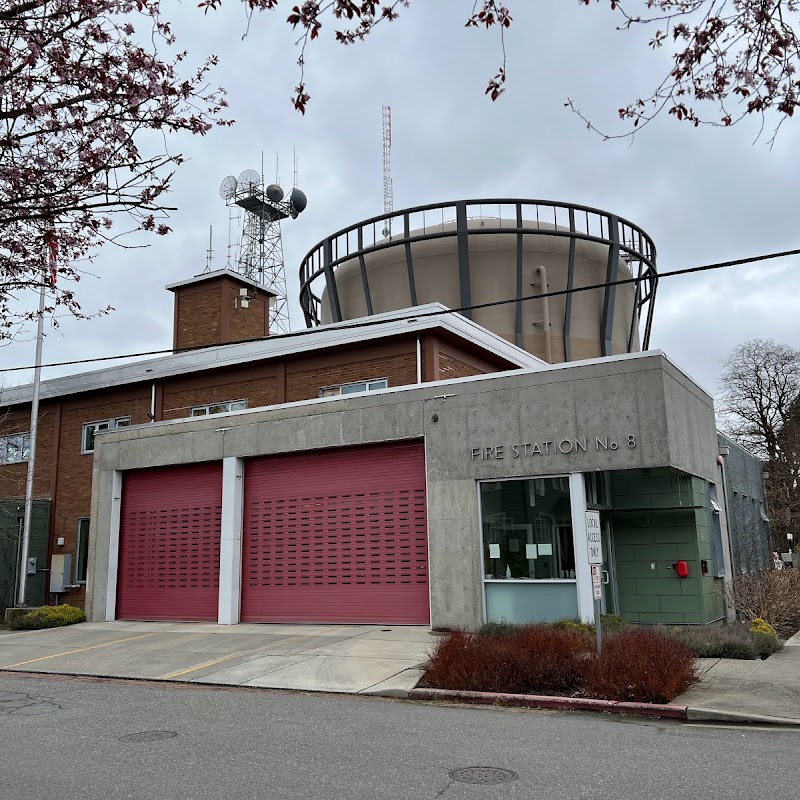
[671,629,800,725]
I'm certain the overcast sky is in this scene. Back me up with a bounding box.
[3,2,799,400]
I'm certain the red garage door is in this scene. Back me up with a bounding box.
[117,462,222,622]
[241,441,429,624]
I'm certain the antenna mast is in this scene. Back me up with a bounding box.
[382,105,393,238]
[218,166,308,335]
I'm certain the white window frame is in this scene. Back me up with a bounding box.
[190,399,248,417]
[318,378,388,398]
[0,431,31,465]
[76,517,90,584]
[82,417,130,454]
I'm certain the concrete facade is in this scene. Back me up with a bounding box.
[86,351,721,630]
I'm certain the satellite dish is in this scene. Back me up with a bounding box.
[289,188,308,213]
[266,184,284,203]
[238,169,260,192]
[219,175,237,201]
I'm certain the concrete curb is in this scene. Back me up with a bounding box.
[408,688,688,719]
[687,707,800,726]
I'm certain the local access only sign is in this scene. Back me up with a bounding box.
[586,510,602,565]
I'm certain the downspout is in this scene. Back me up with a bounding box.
[536,265,553,363]
[150,383,156,422]
[416,336,422,384]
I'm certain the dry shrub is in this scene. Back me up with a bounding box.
[726,569,800,636]
[582,628,697,704]
[420,625,593,695]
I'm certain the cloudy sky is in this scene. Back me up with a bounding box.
[3,2,799,399]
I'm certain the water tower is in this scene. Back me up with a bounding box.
[298,199,657,362]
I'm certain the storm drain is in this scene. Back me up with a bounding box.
[119,731,178,743]
[449,767,518,785]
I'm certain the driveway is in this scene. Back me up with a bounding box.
[0,621,433,695]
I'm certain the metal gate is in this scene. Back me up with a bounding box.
[241,441,429,624]
[117,462,222,621]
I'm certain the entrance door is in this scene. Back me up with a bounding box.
[241,441,429,624]
[600,518,618,616]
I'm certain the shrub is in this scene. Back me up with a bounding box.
[10,604,86,631]
[552,620,593,635]
[599,614,629,633]
[665,624,783,660]
[477,621,522,638]
[725,569,800,637]
[582,628,697,704]
[420,625,594,695]
[750,618,778,638]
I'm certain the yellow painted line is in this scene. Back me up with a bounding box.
[160,652,247,680]
[159,627,347,680]
[2,633,155,669]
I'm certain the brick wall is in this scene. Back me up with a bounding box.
[286,352,417,402]
[161,375,280,420]
[228,289,268,342]
[175,287,221,350]
[0,405,58,499]
[438,353,485,380]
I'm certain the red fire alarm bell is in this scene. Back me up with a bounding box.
[673,560,689,578]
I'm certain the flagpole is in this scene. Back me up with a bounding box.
[17,263,47,606]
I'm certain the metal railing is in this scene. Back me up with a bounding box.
[299,199,658,357]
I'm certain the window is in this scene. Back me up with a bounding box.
[481,477,576,580]
[76,518,90,583]
[82,417,130,454]
[319,378,388,398]
[190,399,247,417]
[0,432,30,465]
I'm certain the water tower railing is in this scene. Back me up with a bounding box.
[299,199,658,358]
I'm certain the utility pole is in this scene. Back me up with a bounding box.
[18,256,48,606]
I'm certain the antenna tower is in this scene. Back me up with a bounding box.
[382,105,393,238]
[218,167,308,334]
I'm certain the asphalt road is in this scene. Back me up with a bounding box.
[2,672,799,800]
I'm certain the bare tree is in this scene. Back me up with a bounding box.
[719,339,800,551]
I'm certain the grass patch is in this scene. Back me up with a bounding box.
[420,624,697,703]
[10,604,86,631]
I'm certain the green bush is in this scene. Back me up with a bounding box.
[666,624,783,660]
[552,620,593,635]
[599,614,630,633]
[10,604,86,631]
[750,618,778,638]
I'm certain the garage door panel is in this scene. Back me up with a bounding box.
[242,441,429,624]
[117,462,222,622]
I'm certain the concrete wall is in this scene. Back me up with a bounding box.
[86,352,719,629]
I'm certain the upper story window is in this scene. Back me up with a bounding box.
[0,432,30,465]
[190,399,247,417]
[82,417,130,454]
[319,378,388,398]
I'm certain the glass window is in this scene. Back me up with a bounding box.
[318,378,388,398]
[0,432,31,465]
[481,477,576,580]
[76,518,90,583]
[82,417,130,454]
[189,399,247,417]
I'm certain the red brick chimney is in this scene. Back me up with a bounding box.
[166,270,276,352]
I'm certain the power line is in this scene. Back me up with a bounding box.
[2,245,800,375]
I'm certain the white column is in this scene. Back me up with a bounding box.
[569,472,594,624]
[105,471,123,622]
[218,457,244,625]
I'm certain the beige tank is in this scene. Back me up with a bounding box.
[318,218,642,363]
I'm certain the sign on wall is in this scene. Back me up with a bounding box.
[586,510,603,565]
